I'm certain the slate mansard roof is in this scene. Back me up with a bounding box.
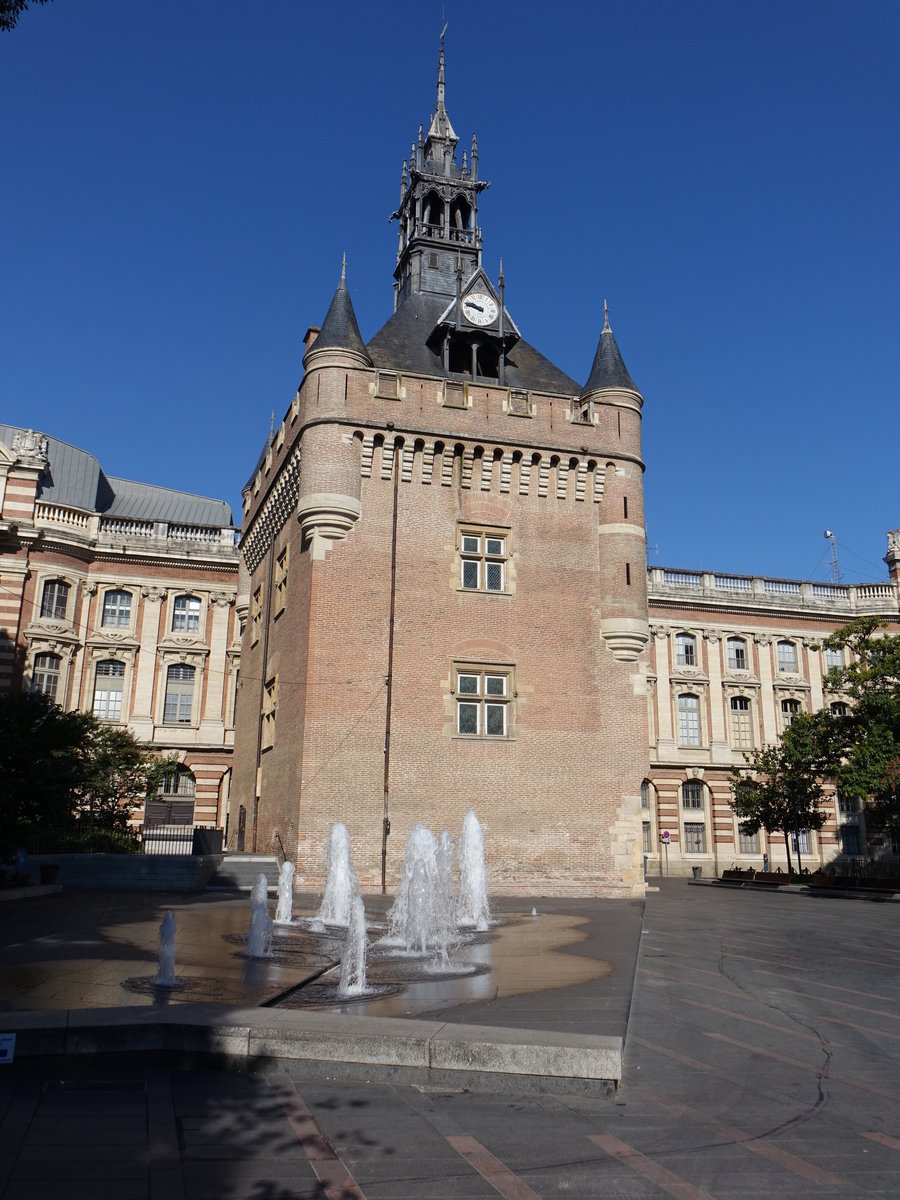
[0,424,234,529]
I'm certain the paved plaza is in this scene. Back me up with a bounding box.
[1,881,899,1198]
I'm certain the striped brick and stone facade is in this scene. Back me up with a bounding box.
[0,426,240,831]
[643,557,900,876]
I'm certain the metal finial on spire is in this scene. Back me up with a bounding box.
[603,299,610,330]
[269,410,275,441]
[499,257,505,284]
[341,253,347,281]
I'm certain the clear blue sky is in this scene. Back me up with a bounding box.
[3,0,898,583]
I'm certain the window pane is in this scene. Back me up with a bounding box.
[462,561,479,589]
[777,641,797,672]
[458,674,478,694]
[102,591,131,628]
[485,675,506,696]
[684,823,706,853]
[727,639,746,669]
[738,829,759,853]
[678,695,700,746]
[32,654,61,699]
[485,704,506,735]
[641,781,650,809]
[486,538,504,556]
[96,660,125,678]
[682,781,703,809]
[41,581,69,620]
[839,826,859,854]
[173,596,200,632]
[462,535,480,553]
[642,822,651,852]
[486,562,503,591]
[458,702,478,734]
[676,634,695,666]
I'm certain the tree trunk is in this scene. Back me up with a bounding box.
[795,836,803,880]
[783,829,793,877]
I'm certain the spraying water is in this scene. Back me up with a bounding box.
[318,822,359,926]
[337,893,368,996]
[457,810,490,930]
[388,825,440,951]
[247,872,274,958]
[274,860,295,924]
[155,910,178,986]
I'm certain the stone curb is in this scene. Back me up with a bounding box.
[0,1004,622,1094]
[689,879,900,901]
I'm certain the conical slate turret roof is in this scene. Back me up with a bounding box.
[582,304,639,395]
[312,259,371,362]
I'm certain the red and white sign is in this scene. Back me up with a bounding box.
[662,830,670,842]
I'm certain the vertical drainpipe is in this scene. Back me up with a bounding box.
[381,443,401,893]
[253,535,275,853]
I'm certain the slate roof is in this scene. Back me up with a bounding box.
[0,424,233,527]
[582,319,640,395]
[366,295,580,394]
[313,270,371,361]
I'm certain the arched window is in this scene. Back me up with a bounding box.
[726,637,747,670]
[31,653,61,699]
[776,640,798,673]
[640,780,650,810]
[40,579,69,620]
[172,595,200,632]
[678,694,700,746]
[682,780,704,810]
[781,698,801,728]
[93,659,125,721]
[164,664,195,724]
[160,766,196,797]
[830,702,849,717]
[730,696,752,749]
[422,190,443,233]
[675,633,696,667]
[101,590,132,628]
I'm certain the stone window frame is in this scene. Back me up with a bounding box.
[457,524,510,596]
[726,636,748,671]
[171,593,202,634]
[451,661,515,740]
[31,651,62,699]
[39,576,72,622]
[776,638,799,674]
[162,662,198,726]
[677,692,702,747]
[675,632,697,668]
[273,547,289,617]
[92,658,127,722]
[100,588,133,630]
[261,676,278,750]
[729,695,754,750]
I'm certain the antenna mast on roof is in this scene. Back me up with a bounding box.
[824,530,841,584]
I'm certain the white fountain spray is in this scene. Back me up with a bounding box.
[388,824,443,952]
[155,910,178,986]
[337,893,369,996]
[274,860,295,924]
[247,872,274,958]
[457,810,490,931]
[317,822,359,926]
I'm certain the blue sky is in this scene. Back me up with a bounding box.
[3,0,898,583]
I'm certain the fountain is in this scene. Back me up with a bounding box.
[317,822,358,926]
[457,809,490,931]
[274,860,295,924]
[388,824,440,951]
[337,893,368,996]
[155,910,178,986]
[247,872,274,958]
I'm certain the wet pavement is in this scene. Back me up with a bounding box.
[0,892,640,1039]
[2,881,899,1198]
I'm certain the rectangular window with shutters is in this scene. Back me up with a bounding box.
[459,527,508,594]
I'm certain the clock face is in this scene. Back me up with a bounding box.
[462,291,499,327]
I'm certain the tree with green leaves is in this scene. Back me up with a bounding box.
[0,690,164,855]
[730,713,829,876]
[820,617,900,840]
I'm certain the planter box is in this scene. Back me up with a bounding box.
[751,872,787,886]
[721,869,754,882]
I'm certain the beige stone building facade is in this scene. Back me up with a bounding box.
[0,425,240,831]
[644,553,900,876]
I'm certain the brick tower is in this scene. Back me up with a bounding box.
[228,39,650,896]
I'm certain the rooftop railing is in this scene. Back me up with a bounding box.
[649,567,897,614]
